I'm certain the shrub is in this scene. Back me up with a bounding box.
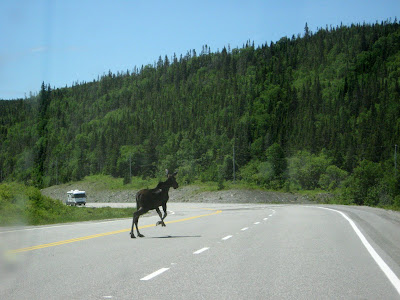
[343,160,383,206]
[265,143,287,181]
[238,159,260,184]
[319,165,348,191]
[394,195,400,208]
[288,151,332,190]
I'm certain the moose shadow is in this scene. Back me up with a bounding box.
[150,235,202,239]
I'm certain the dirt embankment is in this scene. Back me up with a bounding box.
[41,184,314,205]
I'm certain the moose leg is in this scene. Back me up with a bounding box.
[160,204,167,227]
[135,211,145,238]
[131,208,146,238]
[156,208,163,226]
[135,219,145,237]
[130,211,137,238]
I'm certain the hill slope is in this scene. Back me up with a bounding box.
[1,21,399,208]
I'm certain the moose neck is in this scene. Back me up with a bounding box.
[158,179,172,191]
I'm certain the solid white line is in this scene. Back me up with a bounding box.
[222,235,233,240]
[254,222,260,225]
[193,247,210,254]
[241,227,249,231]
[0,224,75,234]
[318,207,400,296]
[140,268,170,281]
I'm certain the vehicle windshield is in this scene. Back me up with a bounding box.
[73,194,86,198]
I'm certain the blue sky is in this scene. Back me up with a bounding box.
[0,0,398,100]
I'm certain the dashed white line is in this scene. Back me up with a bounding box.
[193,247,210,254]
[140,268,170,281]
[254,222,260,225]
[263,218,268,220]
[241,227,249,231]
[269,214,273,217]
[222,235,233,241]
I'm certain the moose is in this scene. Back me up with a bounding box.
[130,169,178,238]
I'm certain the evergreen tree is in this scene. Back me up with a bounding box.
[0,20,399,207]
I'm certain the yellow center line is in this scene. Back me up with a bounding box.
[8,209,222,254]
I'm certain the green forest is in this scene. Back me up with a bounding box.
[1,21,400,207]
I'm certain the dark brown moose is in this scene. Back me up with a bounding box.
[130,170,178,238]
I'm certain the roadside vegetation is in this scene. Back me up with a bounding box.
[234,146,400,210]
[1,166,399,227]
[0,182,133,226]
[78,174,159,191]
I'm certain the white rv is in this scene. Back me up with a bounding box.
[66,190,87,206]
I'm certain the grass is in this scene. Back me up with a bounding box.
[0,182,134,226]
[187,179,268,192]
[79,174,159,190]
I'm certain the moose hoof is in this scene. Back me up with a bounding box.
[138,234,145,238]
[130,234,136,239]
[162,222,166,227]
[156,221,161,226]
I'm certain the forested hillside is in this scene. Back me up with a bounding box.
[1,21,400,206]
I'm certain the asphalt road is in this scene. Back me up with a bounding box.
[1,203,400,299]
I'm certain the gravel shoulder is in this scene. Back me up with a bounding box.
[41,184,314,205]
[41,183,400,228]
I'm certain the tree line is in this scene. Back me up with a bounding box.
[1,20,399,207]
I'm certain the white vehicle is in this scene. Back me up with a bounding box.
[66,190,87,206]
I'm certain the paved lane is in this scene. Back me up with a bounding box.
[1,204,399,299]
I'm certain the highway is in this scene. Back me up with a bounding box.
[1,203,400,299]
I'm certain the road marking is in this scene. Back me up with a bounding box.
[0,220,135,235]
[268,214,273,217]
[163,210,222,225]
[222,235,232,241]
[8,209,222,254]
[263,218,268,220]
[8,228,131,253]
[254,222,260,225]
[193,247,209,254]
[140,268,169,281]
[0,224,76,234]
[241,227,249,231]
[318,207,400,296]
[0,219,129,234]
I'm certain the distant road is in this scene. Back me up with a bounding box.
[86,202,137,208]
[1,203,400,299]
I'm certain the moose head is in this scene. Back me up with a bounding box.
[165,169,178,189]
